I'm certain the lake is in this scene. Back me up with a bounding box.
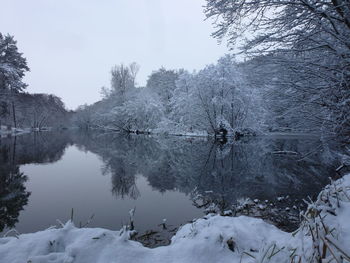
[0,131,342,245]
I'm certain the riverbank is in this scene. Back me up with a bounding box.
[90,125,260,139]
[0,127,57,137]
[1,174,349,263]
[0,127,31,137]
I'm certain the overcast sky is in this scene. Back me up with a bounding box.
[1,0,229,109]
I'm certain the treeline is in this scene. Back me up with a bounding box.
[74,56,262,136]
[75,1,350,139]
[1,92,73,130]
[0,33,72,130]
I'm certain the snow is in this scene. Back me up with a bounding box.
[1,174,350,263]
[0,217,290,263]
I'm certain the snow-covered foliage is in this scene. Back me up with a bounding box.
[1,174,349,263]
[205,0,350,137]
[169,55,254,134]
[0,33,30,128]
[0,33,29,92]
[111,88,165,132]
[146,67,178,109]
[75,56,261,135]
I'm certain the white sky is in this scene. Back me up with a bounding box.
[1,0,229,109]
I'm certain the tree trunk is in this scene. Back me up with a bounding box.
[12,101,17,129]
[230,102,234,128]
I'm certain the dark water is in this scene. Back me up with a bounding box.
[0,131,342,238]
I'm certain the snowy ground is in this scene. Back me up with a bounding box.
[1,175,349,263]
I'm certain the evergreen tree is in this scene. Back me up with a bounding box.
[0,33,29,128]
[0,33,29,92]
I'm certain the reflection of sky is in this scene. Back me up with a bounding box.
[17,145,202,234]
[1,132,341,235]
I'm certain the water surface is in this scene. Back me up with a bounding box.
[0,131,341,236]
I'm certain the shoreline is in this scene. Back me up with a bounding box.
[0,126,322,140]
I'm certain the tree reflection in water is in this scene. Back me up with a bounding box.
[0,132,73,232]
[0,137,29,232]
[74,132,343,231]
[0,131,344,233]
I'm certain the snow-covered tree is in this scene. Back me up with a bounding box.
[198,55,249,133]
[204,0,350,136]
[75,56,260,135]
[168,70,205,133]
[107,63,139,104]
[0,33,29,92]
[146,67,178,110]
[169,55,252,134]
[110,88,165,132]
[0,33,29,128]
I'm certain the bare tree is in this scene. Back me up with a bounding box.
[109,62,139,104]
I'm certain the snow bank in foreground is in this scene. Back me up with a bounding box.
[1,175,350,263]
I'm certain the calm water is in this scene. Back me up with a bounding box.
[0,131,342,236]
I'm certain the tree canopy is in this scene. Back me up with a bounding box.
[0,33,29,92]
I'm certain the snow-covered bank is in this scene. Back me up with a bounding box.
[90,126,260,140]
[0,127,31,137]
[1,175,350,263]
[0,127,56,137]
